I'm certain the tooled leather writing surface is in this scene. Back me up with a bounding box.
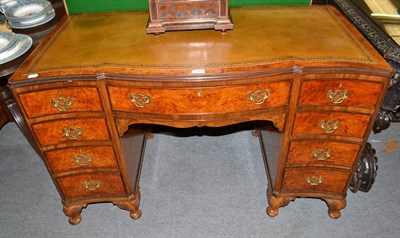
[23,6,387,77]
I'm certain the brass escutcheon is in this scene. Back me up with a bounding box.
[312,149,332,161]
[326,89,349,104]
[51,92,74,112]
[63,126,83,140]
[307,176,324,186]
[248,89,270,105]
[73,149,93,166]
[83,180,101,191]
[129,93,151,108]
[320,118,339,134]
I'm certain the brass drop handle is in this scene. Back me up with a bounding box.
[320,116,340,134]
[73,149,93,166]
[83,180,101,191]
[312,149,332,161]
[63,126,83,140]
[326,89,349,104]
[51,92,74,112]
[307,176,324,186]
[248,89,270,105]
[129,93,152,108]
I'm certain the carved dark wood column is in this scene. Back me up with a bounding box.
[350,143,378,193]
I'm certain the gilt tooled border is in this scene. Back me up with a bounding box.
[25,17,70,74]
[29,7,377,74]
[324,5,376,64]
[33,55,377,73]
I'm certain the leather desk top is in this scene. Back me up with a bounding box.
[10,6,391,82]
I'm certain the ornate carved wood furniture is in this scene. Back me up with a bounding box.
[8,6,391,224]
[146,0,233,34]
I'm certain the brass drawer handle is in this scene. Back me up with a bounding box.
[83,180,101,191]
[248,89,270,105]
[63,126,83,140]
[312,149,332,161]
[129,93,151,108]
[326,89,349,104]
[51,92,74,112]
[73,150,93,166]
[320,119,339,134]
[307,176,324,186]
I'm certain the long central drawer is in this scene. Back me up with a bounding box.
[107,81,291,114]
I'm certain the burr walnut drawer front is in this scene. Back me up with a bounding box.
[282,169,351,194]
[57,172,126,199]
[292,112,370,138]
[287,141,361,168]
[107,81,291,114]
[45,146,118,174]
[31,118,110,147]
[298,80,383,108]
[18,87,103,118]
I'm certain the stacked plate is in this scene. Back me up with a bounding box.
[0,32,32,64]
[0,0,19,13]
[4,0,55,29]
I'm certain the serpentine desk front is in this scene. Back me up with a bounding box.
[8,6,392,224]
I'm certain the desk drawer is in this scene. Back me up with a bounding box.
[32,118,110,147]
[299,80,382,108]
[287,141,361,168]
[57,173,126,199]
[19,87,103,118]
[293,112,370,138]
[282,169,350,194]
[45,146,118,174]
[108,81,291,114]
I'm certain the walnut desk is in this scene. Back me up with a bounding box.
[8,6,392,224]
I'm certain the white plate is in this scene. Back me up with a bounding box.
[8,9,55,29]
[0,0,18,13]
[13,3,44,17]
[0,34,32,64]
[0,38,11,51]
[0,32,17,52]
[5,0,51,21]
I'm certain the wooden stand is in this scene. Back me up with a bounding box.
[146,0,234,34]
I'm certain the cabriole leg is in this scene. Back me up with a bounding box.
[63,204,87,225]
[324,198,346,219]
[266,188,294,217]
[113,192,142,220]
